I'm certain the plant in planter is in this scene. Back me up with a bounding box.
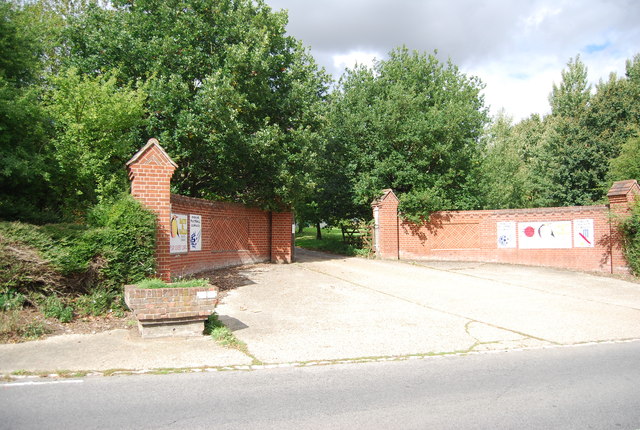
[124,278,218,338]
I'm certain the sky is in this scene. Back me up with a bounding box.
[266,0,640,121]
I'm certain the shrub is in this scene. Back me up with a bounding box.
[41,295,74,323]
[620,200,640,276]
[0,194,156,298]
[87,194,157,289]
[75,289,122,316]
[0,290,26,311]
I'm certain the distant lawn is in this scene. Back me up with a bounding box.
[295,227,370,257]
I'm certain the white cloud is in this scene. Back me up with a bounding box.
[268,0,640,121]
[332,50,380,72]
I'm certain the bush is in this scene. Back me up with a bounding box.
[0,194,156,296]
[86,194,157,289]
[0,290,26,311]
[75,289,123,317]
[41,295,74,323]
[620,200,640,276]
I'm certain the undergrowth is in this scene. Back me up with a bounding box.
[0,194,156,339]
[620,199,640,276]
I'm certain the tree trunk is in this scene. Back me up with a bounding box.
[316,222,322,240]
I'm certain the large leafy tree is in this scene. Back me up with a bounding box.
[64,0,329,209]
[327,47,488,221]
[0,1,54,222]
[536,56,604,206]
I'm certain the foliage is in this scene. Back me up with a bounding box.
[328,47,488,221]
[64,0,330,210]
[85,194,157,289]
[610,134,640,182]
[479,111,530,209]
[0,290,26,311]
[619,200,640,276]
[0,195,156,295]
[135,278,209,289]
[40,295,74,323]
[204,313,246,349]
[74,289,124,316]
[0,2,55,222]
[45,68,148,217]
[295,227,368,256]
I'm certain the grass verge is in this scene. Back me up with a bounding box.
[295,227,370,256]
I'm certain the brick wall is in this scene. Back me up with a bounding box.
[127,139,293,280]
[124,284,218,322]
[374,181,639,274]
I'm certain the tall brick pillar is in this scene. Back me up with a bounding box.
[371,189,400,259]
[126,139,178,281]
[607,179,640,274]
[271,211,294,263]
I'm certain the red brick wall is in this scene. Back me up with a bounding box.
[127,139,293,280]
[374,182,639,274]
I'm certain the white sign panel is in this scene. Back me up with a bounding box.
[573,219,594,248]
[497,221,516,248]
[189,214,202,251]
[518,221,572,249]
[170,213,188,254]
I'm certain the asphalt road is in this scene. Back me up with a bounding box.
[2,341,639,429]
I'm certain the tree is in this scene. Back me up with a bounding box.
[327,47,488,221]
[45,68,147,216]
[0,1,54,222]
[64,0,329,210]
[536,55,605,206]
[479,111,531,209]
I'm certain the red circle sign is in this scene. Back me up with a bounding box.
[524,226,535,237]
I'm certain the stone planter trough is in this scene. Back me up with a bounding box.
[124,283,219,338]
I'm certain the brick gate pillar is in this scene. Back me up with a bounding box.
[371,189,400,259]
[607,179,640,274]
[271,211,294,263]
[126,139,178,281]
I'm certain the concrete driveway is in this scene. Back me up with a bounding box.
[217,248,640,363]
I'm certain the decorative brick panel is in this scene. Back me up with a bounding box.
[127,139,294,279]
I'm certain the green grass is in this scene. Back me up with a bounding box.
[134,278,209,289]
[295,227,370,257]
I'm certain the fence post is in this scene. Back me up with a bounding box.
[126,138,178,281]
[371,189,400,259]
[607,180,640,274]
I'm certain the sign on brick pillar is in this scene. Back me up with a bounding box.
[126,138,178,281]
[371,189,400,259]
[607,180,640,274]
[271,211,294,263]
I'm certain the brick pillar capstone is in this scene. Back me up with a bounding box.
[371,189,400,259]
[607,179,640,274]
[126,138,178,281]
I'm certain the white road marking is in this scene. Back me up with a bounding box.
[2,380,84,388]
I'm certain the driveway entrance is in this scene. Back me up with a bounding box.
[216,248,640,363]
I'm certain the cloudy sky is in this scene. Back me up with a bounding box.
[267,0,640,121]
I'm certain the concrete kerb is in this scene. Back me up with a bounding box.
[3,338,640,384]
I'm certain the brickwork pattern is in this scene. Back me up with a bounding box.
[127,139,293,280]
[374,181,639,274]
[124,284,218,322]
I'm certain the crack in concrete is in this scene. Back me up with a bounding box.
[299,263,560,347]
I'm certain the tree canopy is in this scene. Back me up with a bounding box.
[324,47,488,222]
